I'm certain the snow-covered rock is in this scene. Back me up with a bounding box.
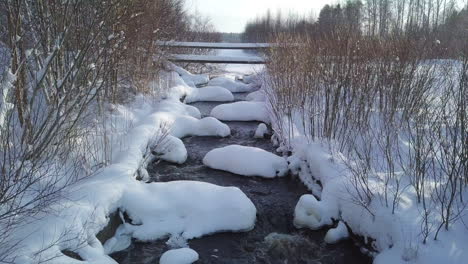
[153,135,187,164]
[208,76,254,92]
[203,145,288,178]
[293,194,323,230]
[254,123,269,138]
[160,248,199,264]
[172,64,209,86]
[156,99,201,119]
[103,225,132,254]
[171,116,230,138]
[243,74,258,84]
[185,86,234,103]
[121,181,257,241]
[211,101,270,123]
[246,90,266,102]
[324,221,349,244]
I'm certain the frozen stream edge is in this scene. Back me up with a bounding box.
[110,91,371,264]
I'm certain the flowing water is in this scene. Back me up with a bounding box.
[110,92,371,264]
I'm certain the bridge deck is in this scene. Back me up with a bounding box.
[158,41,271,50]
[168,54,266,64]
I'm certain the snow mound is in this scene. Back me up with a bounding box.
[172,64,209,86]
[153,135,187,164]
[203,145,288,178]
[243,74,258,84]
[121,180,256,241]
[254,123,269,138]
[171,116,230,138]
[324,221,349,244]
[103,225,132,254]
[160,248,199,264]
[246,90,266,102]
[208,76,254,92]
[185,86,234,103]
[156,99,201,119]
[211,101,270,123]
[293,194,324,230]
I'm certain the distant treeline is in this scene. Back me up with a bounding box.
[243,0,468,56]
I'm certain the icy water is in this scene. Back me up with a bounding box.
[110,92,371,264]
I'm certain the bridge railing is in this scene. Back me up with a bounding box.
[157,41,270,64]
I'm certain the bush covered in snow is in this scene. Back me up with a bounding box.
[265,33,468,263]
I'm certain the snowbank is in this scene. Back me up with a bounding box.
[203,145,288,178]
[160,248,199,264]
[324,221,349,244]
[286,134,468,264]
[293,194,328,230]
[246,90,266,102]
[211,101,270,123]
[208,76,255,92]
[185,86,234,103]
[171,63,209,86]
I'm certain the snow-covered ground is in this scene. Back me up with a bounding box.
[262,60,468,264]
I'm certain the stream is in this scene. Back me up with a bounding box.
[110,92,371,264]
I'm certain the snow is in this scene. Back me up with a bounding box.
[246,90,266,102]
[166,71,234,104]
[6,65,257,264]
[103,225,132,254]
[211,101,270,123]
[254,123,269,138]
[170,63,209,86]
[203,145,288,178]
[160,248,199,264]
[171,116,231,138]
[271,86,468,264]
[243,74,260,84]
[208,76,256,92]
[152,135,187,164]
[324,221,349,244]
[215,49,265,75]
[293,194,324,230]
[120,181,256,241]
[184,86,234,103]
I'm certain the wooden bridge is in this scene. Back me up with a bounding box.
[157,41,270,64]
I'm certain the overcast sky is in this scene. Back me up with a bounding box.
[185,0,335,33]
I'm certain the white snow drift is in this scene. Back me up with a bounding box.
[171,63,209,86]
[208,76,255,92]
[203,145,288,178]
[246,90,266,102]
[324,221,349,244]
[293,194,324,230]
[254,123,269,138]
[210,101,270,123]
[120,181,256,241]
[160,248,199,264]
[171,116,231,138]
[185,86,234,103]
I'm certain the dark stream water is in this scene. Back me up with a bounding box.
[110,93,371,264]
